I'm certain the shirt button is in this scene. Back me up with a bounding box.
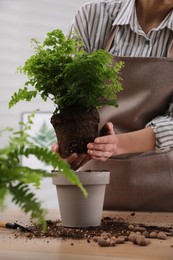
[145,40,150,44]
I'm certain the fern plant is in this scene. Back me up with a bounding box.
[0,112,87,228]
[9,29,124,113]
[5,30,124,218]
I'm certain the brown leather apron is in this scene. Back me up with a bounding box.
[80,27,173,212]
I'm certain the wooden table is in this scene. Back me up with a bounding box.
[0,209,173,260]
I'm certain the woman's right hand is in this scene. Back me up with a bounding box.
[51,143,90,171]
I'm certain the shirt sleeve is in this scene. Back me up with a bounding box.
[146,97,173,151]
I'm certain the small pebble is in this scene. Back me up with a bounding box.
[157,231,167,240]
[110,236,116,242]
[128,224,134,231]
[101,234,109,240]
[110,240,116,247]
[136,235,149,246]
[129,232,137,244]
[131,212,135,216]
[116,237,125,244]
[98,238,110,247]
[118,235,128,241]
[93,236,100,242]
[101,232,111,238]
[142,231,149,238]
[149,231,158,238]
[134,227,146,232]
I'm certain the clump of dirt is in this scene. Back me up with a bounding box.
[51,106,100,158]
[20,216,173,247]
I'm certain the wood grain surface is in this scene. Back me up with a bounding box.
[0,209,172,260]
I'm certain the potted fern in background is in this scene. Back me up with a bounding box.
[8,29,124,227]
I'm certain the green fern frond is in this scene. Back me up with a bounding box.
[9,87,37,108]
[0,112,87,229]
[9,29,124,111]
[22,146,88,197]
[0,186,8,210]
[0,166,49,187]
[9,182,46,229]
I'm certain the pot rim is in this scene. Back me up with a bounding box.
[52,170,110,185]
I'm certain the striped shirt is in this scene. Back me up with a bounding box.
[71,0,173,150]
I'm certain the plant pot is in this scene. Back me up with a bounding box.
[50,106,100,158]
[52,171,110,228]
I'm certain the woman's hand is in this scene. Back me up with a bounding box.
[87,122,118,161]
[87,122,156,161]
[51,122,118,168]
[52,122,156,166]
[51,143,90,171]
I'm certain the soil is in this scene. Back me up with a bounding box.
[20,216,173,247]
[51,105,100,158]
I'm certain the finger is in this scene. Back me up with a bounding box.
[75,154,91,169]
[66,153,78,166]
[90,155,109,162]
[88,149,111,159]
[72,154,91,171]
[91,135,116,145]
[60,153,84,171]
[68,153,87,170]
[51,143,59,153]
[88,143,114,153]
[106,122,115,135]
[99,122,115,136]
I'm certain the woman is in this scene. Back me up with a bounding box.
[52,0,173,211]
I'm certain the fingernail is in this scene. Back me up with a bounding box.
[95,138,100,143]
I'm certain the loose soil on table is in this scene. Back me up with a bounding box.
[18,215,173,247]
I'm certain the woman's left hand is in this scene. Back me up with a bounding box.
[87,122,156,161]
[87,122,118,161]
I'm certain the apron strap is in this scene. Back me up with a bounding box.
[167,31,173,58]
[104,26,173,58]
[103,26,116,52]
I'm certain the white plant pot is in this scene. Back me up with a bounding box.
[52,171,110,228]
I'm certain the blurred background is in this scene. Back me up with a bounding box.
[0,0,89,209]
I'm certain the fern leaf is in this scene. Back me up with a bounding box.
[1,166,50,187]
[0,186,8,210]
[22,146,88,197]
[9,182,46,228]
[9,87,37,108]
